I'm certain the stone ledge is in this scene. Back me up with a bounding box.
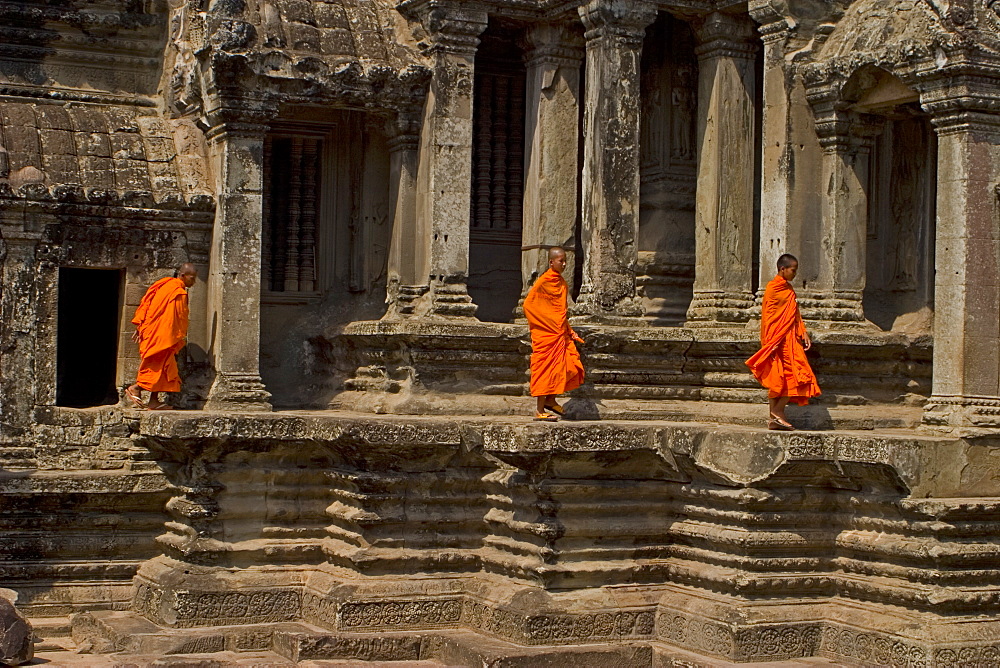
[136,409,967,494]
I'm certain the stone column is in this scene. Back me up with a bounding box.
[806,105,880,326]
[922,99,1000,430]
[747,6,825,305]
[400,0,487,318]
[519,23,585,299]
[572,0,657,323]
[685,12,759,326]
[385,113,424,316]
[203,110,272,411]
[0,237,41,444]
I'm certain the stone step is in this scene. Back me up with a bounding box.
[430,629,657,667]
[68,611,856,667]
[71,610,321,656]
[650,641,842,667]
[28,614,73,637]
[556,399,923,431]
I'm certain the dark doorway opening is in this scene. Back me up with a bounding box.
[57,267,123,407]
[468,19,528,323]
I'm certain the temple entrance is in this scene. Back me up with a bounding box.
[56,267,123,407]
[855,73,936,333]
[259,112,392,408]
[467,20,527,323]
[637,13,698,325]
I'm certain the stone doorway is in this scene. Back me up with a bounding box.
[863,111,937,333]
[468,20,528,323]
[56,267,123,407]
[637,13,698,326]
[259,114,392,408]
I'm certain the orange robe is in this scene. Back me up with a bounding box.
[746,275,820,405]
[524,269,584,397]
[132,277,189,393]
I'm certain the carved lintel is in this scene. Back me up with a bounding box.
[386,113,422,153]
[203,105,274,142]
[578,0,657,45]
[693,12,759,61]
[399,0,489,58]
[522,23,586,70]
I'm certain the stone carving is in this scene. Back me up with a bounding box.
[172,590,301,626]
[340,599,463,629]
[820,626,927,666]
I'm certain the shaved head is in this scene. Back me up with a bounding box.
[547,246,568,274]
[175,262,198,287]
[777,253,797,270]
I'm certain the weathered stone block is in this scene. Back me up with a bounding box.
[0,589,34,666]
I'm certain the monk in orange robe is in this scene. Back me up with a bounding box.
[125,263,196,410]
[524,247,584,421]
[746,254,820,430]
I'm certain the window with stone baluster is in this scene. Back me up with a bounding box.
[468,21,528,323]
[262,131,325,299]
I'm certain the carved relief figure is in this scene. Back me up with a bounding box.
[671,65,695,161]
[889,120,923,291]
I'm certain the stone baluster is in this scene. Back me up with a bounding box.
[398,0,488,318]
[261,138,273,291]
[492,76,509,230]
[299,139,319,293]
[806,102,881,326]
[474,77,493,231]
[685,12,759,326]
[203,108,272,411]
[922,84,1000,430]
[519,23,585,303]
[572,0,657,323]
[385,113,426,316]
[284,137,303,293]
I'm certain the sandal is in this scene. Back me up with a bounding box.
[534,412,559,422]
[147,403,175,411]
[544,402,564,416]
[768,417,795,431]
[125,386,146,409]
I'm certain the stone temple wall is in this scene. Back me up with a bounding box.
[2,0,1000,665]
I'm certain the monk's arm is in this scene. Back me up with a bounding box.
[796,310,811,350]
[561,315,583,344]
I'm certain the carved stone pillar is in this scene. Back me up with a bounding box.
[399,0,487,318]
[519,23,585,302]
[0,238,40,443]
[572,0,657,323]
[747,7,814,307]
[685,12,759,326]
[203,110,272,411]
[385,113,424,317]
[805,105,881,326]
[922,95,1000,430]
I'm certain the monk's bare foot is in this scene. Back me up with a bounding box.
[125,385,146,409]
